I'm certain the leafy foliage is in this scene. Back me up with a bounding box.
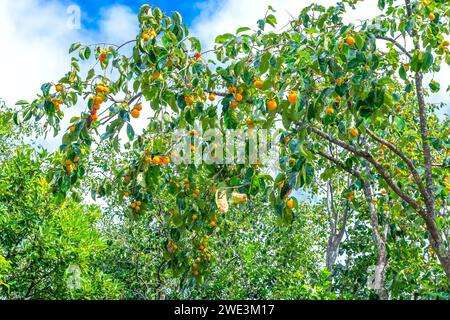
[2,0,450,299]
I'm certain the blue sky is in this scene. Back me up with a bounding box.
[72,0,208,29]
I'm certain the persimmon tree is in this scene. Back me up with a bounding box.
[14,0,450,290]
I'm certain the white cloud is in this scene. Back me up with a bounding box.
[191,0,380,50]
[98,5,139,44]
[0,0,138,105]
[0,0,139,150]
[0,0,79,106]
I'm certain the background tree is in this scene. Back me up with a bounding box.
[7,0,450,298]
[0,109,123,299]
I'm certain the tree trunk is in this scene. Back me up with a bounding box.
[436,252,450,281]
[404,0,450,283]
[373,243,388,300]
[325,180,349,274]
[326,239,338,273]
[363,165,388,299]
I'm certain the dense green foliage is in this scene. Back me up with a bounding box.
[1,0,450,300]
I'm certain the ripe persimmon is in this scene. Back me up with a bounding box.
[131,109,140,118]
[253,80,263,89]
[325,107,334,115]
[152,155,162,165]
[287,199,294,209]
[288,92,297,104]
[345,36,355,46]
[349,128,359,137]
[267,99,277,111]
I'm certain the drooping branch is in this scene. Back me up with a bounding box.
[364,127,428,201]
[308,124,425,216]
[375,36,412,59]
[316,149,361,179]
[376,36,412,59]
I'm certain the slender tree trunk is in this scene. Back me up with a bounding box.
[326,239,338,273]
[325,182,338,274]
[363,165,388,300]
[440,257,450,281]
[325,180,350,274]
[413,70,450,281]
[404,0,450,283]
[373,242,388,300]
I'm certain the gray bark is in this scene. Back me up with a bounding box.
[363,165,388,300]
[325,181,350,274]
[404,0,450,281]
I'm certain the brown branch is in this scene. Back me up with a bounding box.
[311,122,449,277]
[404,0,436,218]
[375,36,412,59]
[308,125,425,216]
[316,149,361,179]
[364,127,428,201]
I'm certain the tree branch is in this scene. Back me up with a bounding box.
[376,36,412,59]
[364,127,428,201]
[308,125,425,216]
[316,149,361,179]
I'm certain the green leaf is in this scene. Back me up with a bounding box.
[69,42,81,54]
[266,14,277,28]
[421,51,433,71]
[394,116,406,131]
[377,0,386,10]
[215,33,234,44]
[429,80,440,93]
[13,112,22,125]
[410,52,421,72]
[119,109,130,122]
[189,37,202,52]
[236,27,251,34]
[41,83,51,96]
[257,19,265,30]
[133,80,141,93]
[157,57,168,71]
[289,139,302,155]
[259,52,271,74]
[86,68,95,81]
[354,33,364,50]
[126,123,135,141]
[79,47,85,60]
[399,66,406,80]
[84,46,91,60]
[15,100,29,106]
